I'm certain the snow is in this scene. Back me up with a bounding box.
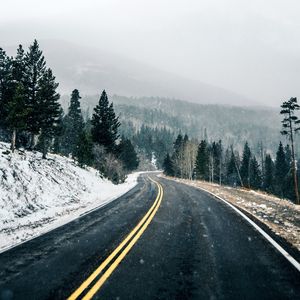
[0,142,139,253]
[151,152,157,169]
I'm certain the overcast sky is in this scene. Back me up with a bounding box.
[1,0,300,106]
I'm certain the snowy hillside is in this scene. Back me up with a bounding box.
[0,142,138,252]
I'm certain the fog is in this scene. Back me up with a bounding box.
[1,0,300,106]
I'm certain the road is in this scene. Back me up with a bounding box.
[0,173,299,299]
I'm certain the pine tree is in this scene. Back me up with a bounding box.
[74,131,93,167]
[173,133,183,154]
[8,45,29,150]
[12,45,26,83]
[36,68,61,159]
[6,83,30,152]
[1,46,29,150]
[216,140,223,185]
[249,155,262,189]
[195,140,209,180]
[91,90,120,153]
[274,142,289,198]
[62,89,84,157]
[0,48,14,129]
[172,133,184,177]
[280,97,300,204]
[52,107,64,154]
[23,40,47,148]
[163,153,174,176]
[117,138,139,171]
[183,134,189,144]
[152,138,167,168]
[136,125,153,160]
[263,154,275,193]
[240,142,252,188]
[226,149,238,186]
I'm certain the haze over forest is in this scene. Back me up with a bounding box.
[1,0,300,107]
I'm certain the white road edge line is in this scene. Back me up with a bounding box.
[198,186,300,272]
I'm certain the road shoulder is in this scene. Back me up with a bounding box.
[161,175,300,267]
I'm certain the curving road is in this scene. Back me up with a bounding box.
[0,173,299,300]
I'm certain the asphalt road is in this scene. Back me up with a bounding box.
[0,174,299,300]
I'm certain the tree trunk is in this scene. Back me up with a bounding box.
[231,146,244,187]
[11,129,16,152]
[260,142,265,176]
[289,116,300,204]
[292,160,299,204]
[42,137,48,159]
[247,158,251,189]
[290,132,300,204]
[42,139,47,159]
[219,159,222,185]
[29,133,35,150]
[212,156,214,183]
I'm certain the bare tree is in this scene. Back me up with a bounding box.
[93,145,126,183]
[182,140,198,180]
[280,97,300,204]
[231,145,244,187]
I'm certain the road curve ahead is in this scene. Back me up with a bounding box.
[0,173,299,300]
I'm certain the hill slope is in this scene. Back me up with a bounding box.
[0,142,138,252]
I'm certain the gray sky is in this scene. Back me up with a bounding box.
[1,0,300,106]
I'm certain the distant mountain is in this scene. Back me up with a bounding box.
[5,40,254,106]
[60,94,283,154]
[113,96,282,152]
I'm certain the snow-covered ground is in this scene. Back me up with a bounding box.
[0,142,139,252]
[163,176,300,252]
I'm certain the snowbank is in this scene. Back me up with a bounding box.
[0,142,138,252]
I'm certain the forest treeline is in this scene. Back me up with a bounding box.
[0,40,139,183]
[1,40,300,199]
[163,127,300,204]
[73,94,284,154]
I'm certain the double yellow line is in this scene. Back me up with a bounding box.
[67,177,163,300]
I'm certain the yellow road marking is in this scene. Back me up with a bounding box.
[83,182,163,299]
[67,177,163,300]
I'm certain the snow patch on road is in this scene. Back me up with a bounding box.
[0,142,138,252]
